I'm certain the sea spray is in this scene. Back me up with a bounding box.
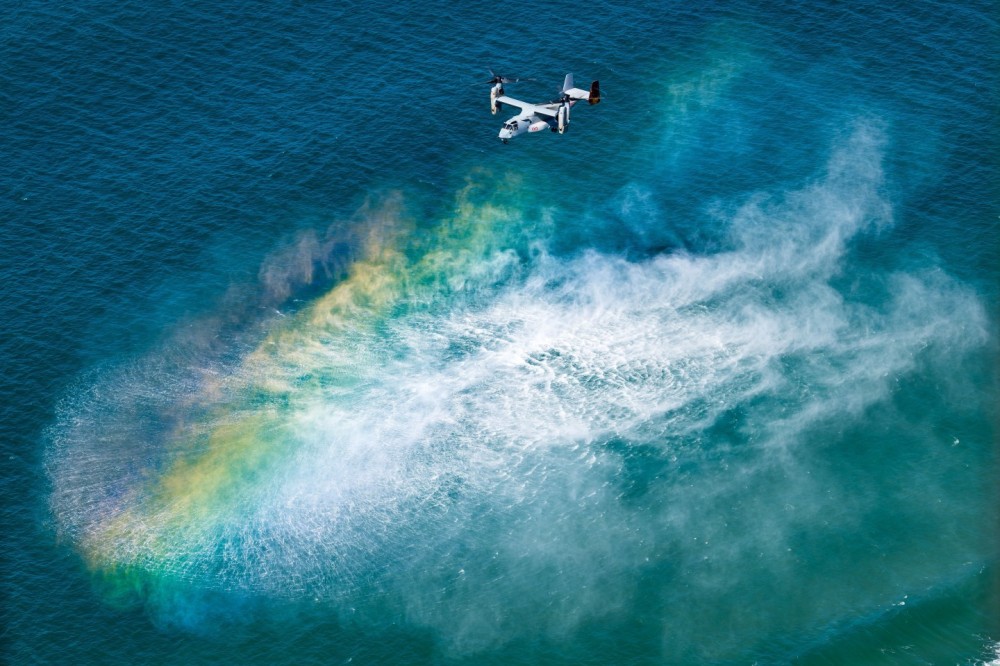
[47,126,991,658]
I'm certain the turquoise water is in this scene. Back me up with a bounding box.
[2,1,998,663]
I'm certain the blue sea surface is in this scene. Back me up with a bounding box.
[2,1,998,663]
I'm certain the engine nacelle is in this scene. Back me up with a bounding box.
[490,83,504,114]
[557,104,569,134]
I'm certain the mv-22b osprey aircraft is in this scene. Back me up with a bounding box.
[485,71,600,143]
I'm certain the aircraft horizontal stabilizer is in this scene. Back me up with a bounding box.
[563,80,601,104]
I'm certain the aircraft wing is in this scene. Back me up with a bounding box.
[496,95,557,117]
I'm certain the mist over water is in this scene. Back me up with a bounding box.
[46,124,993,659]
[5,0,997,662]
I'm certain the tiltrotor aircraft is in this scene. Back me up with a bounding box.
[484,71,601,143]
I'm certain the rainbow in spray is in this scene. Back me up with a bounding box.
[50,173,542,590]
[47,128,989,654]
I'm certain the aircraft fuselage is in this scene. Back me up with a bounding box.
[498,101,576,143]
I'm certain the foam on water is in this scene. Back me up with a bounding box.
[47,123,990,656]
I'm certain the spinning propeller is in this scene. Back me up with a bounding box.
[476,70,535,86]
[482,70,531,115]
[486,70,517,85]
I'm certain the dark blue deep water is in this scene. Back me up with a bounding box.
[2,1,998,663]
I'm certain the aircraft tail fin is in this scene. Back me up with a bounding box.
[588,80,601,104]
[562,73,574,93]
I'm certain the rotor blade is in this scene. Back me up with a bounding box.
[480,71,536,85]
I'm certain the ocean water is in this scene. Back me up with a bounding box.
[2,0,998,663]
